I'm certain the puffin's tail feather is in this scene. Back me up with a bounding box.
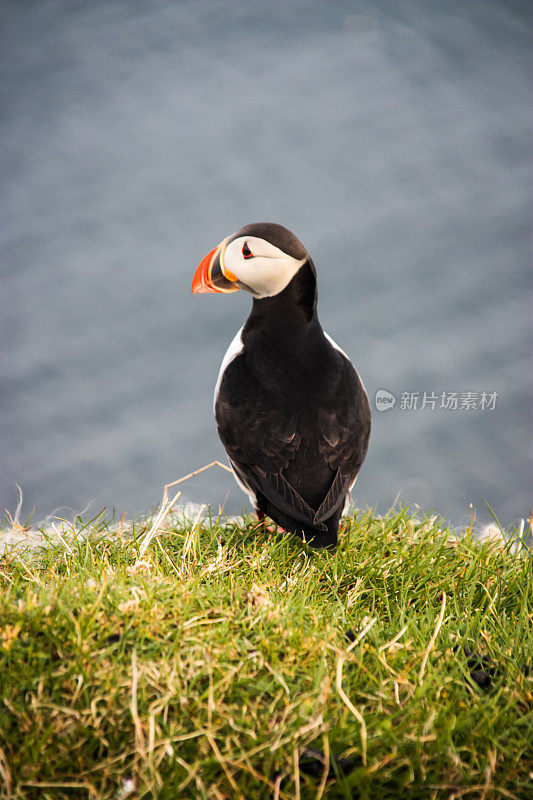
[257,495,340,549]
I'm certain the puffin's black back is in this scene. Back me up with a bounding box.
[215,254,371,548]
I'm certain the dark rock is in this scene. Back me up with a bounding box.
[454,645,497,687]
[463,647,497,676]
[470,670,492,688]
[299,747,329,779]
[299,747,356,780]
[455,644,531,681]
[336,756,356,776]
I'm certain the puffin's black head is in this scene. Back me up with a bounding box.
[191,222,309,299]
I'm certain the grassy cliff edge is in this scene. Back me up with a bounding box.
[0,509,531,799]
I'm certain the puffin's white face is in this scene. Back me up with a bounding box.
[222,236,305,299]
[191,228,307,299]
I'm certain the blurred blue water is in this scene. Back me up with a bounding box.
[1,0,531,529]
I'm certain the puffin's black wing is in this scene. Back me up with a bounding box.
[215,342,370,530]
[215,351,317,527]
[314,359,371,522]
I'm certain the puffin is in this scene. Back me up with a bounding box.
[191,222,371,549]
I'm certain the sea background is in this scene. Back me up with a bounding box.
[1,0,531,531]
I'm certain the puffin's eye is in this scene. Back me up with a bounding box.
[242,242,253,259]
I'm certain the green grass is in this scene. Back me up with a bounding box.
[0,508,531,799]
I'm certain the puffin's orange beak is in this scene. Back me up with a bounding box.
[191,239,239,294]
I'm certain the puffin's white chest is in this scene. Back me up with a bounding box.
[213,326,244,413]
